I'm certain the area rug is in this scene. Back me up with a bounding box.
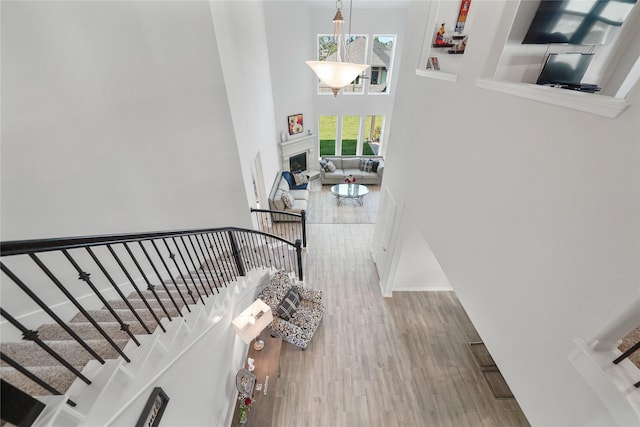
[305,180,379,224]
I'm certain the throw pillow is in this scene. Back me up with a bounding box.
[277,288,300,321]
[293,172,308,186]
[360,158,368,171]
[319,158,328,170]
[326,160,336,172]
[281,191,294,208]
[371,160,380,172]
[363,160,373,172]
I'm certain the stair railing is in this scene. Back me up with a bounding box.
[250,208,307,248]
[0,227,302,413]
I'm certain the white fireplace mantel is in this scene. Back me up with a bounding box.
[280,134,318,174]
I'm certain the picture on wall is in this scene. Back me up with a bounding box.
[288,114,304,135]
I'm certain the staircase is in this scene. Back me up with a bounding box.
[0,227,302,426]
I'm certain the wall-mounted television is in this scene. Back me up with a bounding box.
[522,0,637,45]
[289,152,307,173]
[536,52,594,85]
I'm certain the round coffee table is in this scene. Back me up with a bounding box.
[330,183,369,206]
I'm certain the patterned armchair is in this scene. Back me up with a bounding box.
[257,270,325,350]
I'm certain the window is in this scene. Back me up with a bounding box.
[369,35,395,94]
[319,115,337,156]
[315,34,396,94]
[341,116,360,155]
[364,115,384,155]
[319,115,385,157]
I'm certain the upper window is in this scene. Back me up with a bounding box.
[315,34,396,95]
[369,35,396,94]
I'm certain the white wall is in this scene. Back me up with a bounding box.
[1,0,252,241]
[380,1,640,425]
[209,1,282,210]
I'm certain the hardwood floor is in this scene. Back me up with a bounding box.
[272,183,530,427]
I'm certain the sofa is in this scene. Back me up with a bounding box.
[319,156,384,185]
[267,171,310,220]
[257,270,325,350]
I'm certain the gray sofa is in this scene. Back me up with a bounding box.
[267,171,309,220]
[319,156,384,185]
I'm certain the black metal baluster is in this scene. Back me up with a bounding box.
[187,235,214,294]
[0,352,77,406]
[150,240,193,309]
[247,231,260,270]
[107,245,166,333]
[210,232,234,285]
[175,236,209,298]
[138,241,183,317]
[195,234,220,293]
[0,263,107,363]
[301,210,307,247]
[213,232,236,280]
[295,239,303,281]
[251,232,265,269]
[0,308,92,385]
[62,250,140,346]
[162,238,203,305]
[29,254,131,362]
[122,242,172,321]
[86,247,152,335]
[236,232,252,272]
[613,341,640,364]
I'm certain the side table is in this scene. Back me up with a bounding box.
[231,336,282,426]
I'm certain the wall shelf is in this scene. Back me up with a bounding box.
[476,78,629,118]
[416,68,458,83]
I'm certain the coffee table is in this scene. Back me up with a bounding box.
[331,183,369,206]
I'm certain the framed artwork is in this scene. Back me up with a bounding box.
[288,114,304,135]
[135,387,169,427]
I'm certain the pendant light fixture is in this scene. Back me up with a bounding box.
[306,0,369,96]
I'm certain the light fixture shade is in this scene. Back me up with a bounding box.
[232,299,273,344]
[306,61,370,92]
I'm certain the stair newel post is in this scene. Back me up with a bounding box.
[295,239,303,282]
[228,231,246,277]
[301,210,307,248]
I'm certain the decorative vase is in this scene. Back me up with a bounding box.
[239,412,248,424]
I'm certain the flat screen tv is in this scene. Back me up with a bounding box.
[289,152,307,173]
[536,52,594,85]
[522,0,636,45]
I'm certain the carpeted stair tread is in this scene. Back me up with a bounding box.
[137,288,197,301]
[70,307,179,324]
[1,339,129,368]
[108,297,186,311]
[37,322,145,341]
[1,365,81,397]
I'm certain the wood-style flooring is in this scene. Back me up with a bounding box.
[272,181,530,426]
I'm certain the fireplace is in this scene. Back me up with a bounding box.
[289,152,307,173]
